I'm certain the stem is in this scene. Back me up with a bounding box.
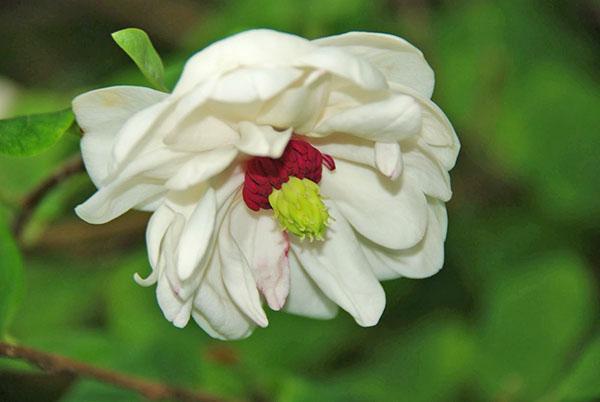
[11,155,85,240]
[0,342,230,402]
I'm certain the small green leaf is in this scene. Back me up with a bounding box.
[112,28,167,91]
[0,214,24,338]
[0,109,75,156]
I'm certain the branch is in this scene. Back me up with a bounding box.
[0,342,230,402]
[11,155,85,240]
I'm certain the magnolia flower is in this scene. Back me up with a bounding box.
[73,29,459,340]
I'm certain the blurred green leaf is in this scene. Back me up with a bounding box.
[112,28,167,92]
[554,336,600,401]
[291,317,475,402]
[0,109,74,156]
[0,215,24,338]
[476,251,596,401]
[492,64,600,226]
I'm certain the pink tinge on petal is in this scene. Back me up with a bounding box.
[255,231,291,310]
[242,138,335,211]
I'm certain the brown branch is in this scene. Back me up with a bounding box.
[11,155,85,240]
[0,342,230,402]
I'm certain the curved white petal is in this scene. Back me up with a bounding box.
[211,66,303,103]
[111,99,175,168]
[155,215,193,328]
[75,178,164,224]
[192,253,256,340]
[290,200,385,327]
[165,147,238,191]
[403,145,451,201]
[257,70,330,133]
[284,251,338,319]
[164,115,239,153]
[236,122,292,158]
[320,159,427,250]
[296,47,387,91]
[75,146,188,224]
[375,142,402,179]
[176,187,217,280]
[315,94,422,142]
[218,205,269,327]
[141,203,175,279]
[229,205,291,311]
[314,32,435,98]
[392,82,460,170]
[361,199,446,280]
[73,86,167,132]
[174,29,314,96]
[73,86,168,186]
[311,135,377,168]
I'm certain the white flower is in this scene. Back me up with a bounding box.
[73,29,459,340]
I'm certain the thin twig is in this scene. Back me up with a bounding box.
[0,342,229,402]
[11,155,85,240]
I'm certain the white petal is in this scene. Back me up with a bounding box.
[236,122,292,158]
[73,86,167,132]
[139,203,174,284]
[75,147,185,224]
[320,159,427,250]
[296,47,387,90]
[165,147,238,191]
[213,166,245,207]
[192,254,256,340]
[290,201,385,327]
[361,199,446,280]
[157,271,185,325]
[75,177,164,224]
[403,144,451,201]
[311,135,376,168]
[314,32,435,98]
[111,98,175,168]
[229,205,291,311]
[156,219,193,328]
[219,205,269,327]
[257,70,330,133]
[164,186,239,301]
[375,142,402,179]
[176,187,217,280]
[210,66,303,103]
[392,82,460,170]
[73,86,168,186]
[174,29,314,96]
[80,130,118,188]
[284,251,338,319]
[315,94,422,142]
[164,115,239,153]
[156,273,194,328]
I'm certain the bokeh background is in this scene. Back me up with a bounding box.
[0,1,599,401]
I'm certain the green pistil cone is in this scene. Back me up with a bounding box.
[268,177,329,240]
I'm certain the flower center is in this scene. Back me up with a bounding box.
[242,138,335,239]
[268,177,329,240]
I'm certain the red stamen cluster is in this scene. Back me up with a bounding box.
[242,139,335,211]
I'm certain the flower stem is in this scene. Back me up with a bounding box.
[0,341,232,402]
[11,155,85,241]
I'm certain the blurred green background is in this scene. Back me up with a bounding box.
[0,0,599,401]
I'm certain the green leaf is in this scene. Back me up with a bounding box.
[277,318,475,402]
[554,336,600,401]
[0,109,75,156]
[475,251,597,401]
[336,318,474,402]
[0,214,24,338]
[112,28,167,91]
